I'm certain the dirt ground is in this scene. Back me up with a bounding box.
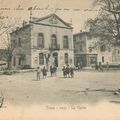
[0,70,120,120]
[0,70,120,105]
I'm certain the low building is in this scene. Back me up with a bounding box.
[10,14,74,70]
[73,31,113,67]
[112,46,120,64]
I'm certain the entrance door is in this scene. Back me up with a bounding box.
[53,52,58,67]
[76,55,86,67]
[88,54,97,67]
[79,55,86,67]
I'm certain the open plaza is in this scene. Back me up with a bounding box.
[0,70,120,105]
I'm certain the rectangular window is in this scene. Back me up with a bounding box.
[90,57,96,64]
[118,50,120,54]
[100,45,106,52]
[39,53,44,65]
[102,56,104,63]
[13,57,16,66]
[79,45,83,52]
[63,36,69,49]
[12,40,16,48]
[18,38,22,47]
[51,34,57,48]
[87,35,92,40]
[19,57,22,65]
[65,53,69,65]
[37,33,44,48]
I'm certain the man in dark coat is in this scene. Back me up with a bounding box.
[36,67,41,80]
[70,67,74,78]
[106,62,109,71]
[62,66,66,78]
[95,63,98,71]
[99,62,103,72]
[66,65,70,77]
[53,65,57,76]
[50,65,53,77]
[42,66,47,78]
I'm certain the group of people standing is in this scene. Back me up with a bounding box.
[95,62,109,72]
[36,65,57,80]
[62,65,74,78]
[36,61,110,80]
[36,64,74,80]
[50,65,57,77]
[36,66,47,80]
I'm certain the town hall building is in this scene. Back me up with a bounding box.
[10,14,74,70]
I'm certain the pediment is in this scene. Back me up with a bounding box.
[32,14,72,29]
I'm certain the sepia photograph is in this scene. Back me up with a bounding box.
[0,0,120,119]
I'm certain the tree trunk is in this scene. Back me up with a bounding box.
[7,61,11,70]
[7,55,12,71]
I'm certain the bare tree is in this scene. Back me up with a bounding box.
[0,18,21,70]
[86,0,120,46]
[2,33,15,70]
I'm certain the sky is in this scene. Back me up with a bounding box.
[0,0,99,48]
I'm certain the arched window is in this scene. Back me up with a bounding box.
[37,33,44,48]
[39,53,44,65]
[63,36,69,49]
[51,34,57,48]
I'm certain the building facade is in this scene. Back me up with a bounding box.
[73,31,114,67]
[10,14,74,70]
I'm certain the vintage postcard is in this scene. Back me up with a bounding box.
[0,0,120,120]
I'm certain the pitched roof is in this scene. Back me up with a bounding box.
[31,13,72,28]
[73,31,89,36]
[11,13,73,34]
[10,24,30,34]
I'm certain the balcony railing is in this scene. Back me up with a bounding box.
[49,44,60,51]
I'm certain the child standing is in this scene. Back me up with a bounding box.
[36,67,41,80]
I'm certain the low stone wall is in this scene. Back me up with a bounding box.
[0,68,36,75]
